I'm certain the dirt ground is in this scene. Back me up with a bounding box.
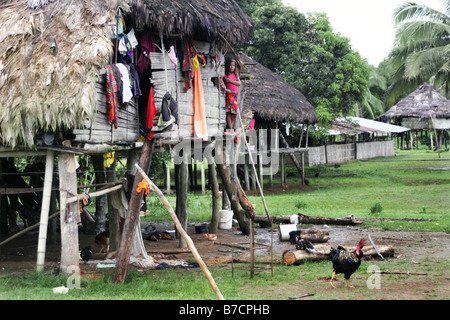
[0,219,449,299]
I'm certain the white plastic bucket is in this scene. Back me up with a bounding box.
[219,210,233,230]
[278,224,298,241]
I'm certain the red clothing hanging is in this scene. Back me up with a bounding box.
[146,86,157,140]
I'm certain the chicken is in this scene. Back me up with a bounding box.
[147,231,174,241]
[290,231,317,253]
[204,233,217,245]
[328,240,365,288]
[80,246,92,263]
[295,238,317,253]
[95,231,110,254]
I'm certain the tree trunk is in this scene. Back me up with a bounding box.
[113,139,155,283]
[279,133,305,184]
[216,161,251,235]
[283,245,395,265]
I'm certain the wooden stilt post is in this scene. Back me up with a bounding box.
[176,151,189,248]
[200,160,206,195]
[244,155,250,190]
[92,155,107,234]
[208,160,220,234]
[58,150,80,275]
[166,160,171,194]
[36,150,54,272]
[113,139,155,283]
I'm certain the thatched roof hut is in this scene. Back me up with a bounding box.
[239,53,318,125]
[378,83,450,130]
[126,0,253,47]
[0,0,254,149]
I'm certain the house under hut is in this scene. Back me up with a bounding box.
[377,83,450,150]
[0,0,254,277]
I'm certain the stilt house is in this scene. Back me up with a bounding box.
[0,0,253,274]
[378,83,450,149]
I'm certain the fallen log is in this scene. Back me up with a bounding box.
[282,245,395,266]
[254,213,361,226]
[278,225,330,242]
[300,233,330,243]
[366,270,427,276]
[297,213,362,225]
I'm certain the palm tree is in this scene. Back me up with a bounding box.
[386,0,450,106]
[353,66,386,119]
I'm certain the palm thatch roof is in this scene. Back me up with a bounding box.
[378,83,450,121]
[239,54,318,124]
[0,0,253,148]
[126,0,254,47]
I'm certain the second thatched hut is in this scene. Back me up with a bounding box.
[378,83,450,149]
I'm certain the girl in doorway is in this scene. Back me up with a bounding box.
[221,59,241,132]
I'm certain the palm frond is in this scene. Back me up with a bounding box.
[394,1,450,25]
[404,46,449,79]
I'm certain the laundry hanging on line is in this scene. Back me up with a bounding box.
[192,56,208,141]
[137,31,156,74]
[105,62,142,129]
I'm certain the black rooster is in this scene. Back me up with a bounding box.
[328,240,365,288]
[290,231,317,253]
[80,246,92,263]
[295,238,317,253]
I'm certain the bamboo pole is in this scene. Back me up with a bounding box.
[65,184,122,204]
[0,211,60,247]
[36,150,54,272]
[135,164,225,300]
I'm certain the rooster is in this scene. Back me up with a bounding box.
[204,233,217,246]
[295,238,317,253]
[95,231,110,254]
[328,240,364,288]
[80,246,92,263]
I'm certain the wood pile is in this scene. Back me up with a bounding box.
[287,229,330,243]
[254,213,361,226]
[282,245,395,266]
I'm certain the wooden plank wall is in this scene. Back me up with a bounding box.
[73,74,139,144]
[73,39,226,145]
[150,40,226,142]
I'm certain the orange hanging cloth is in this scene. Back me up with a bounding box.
[192,57,208,141]
[136,179,149,196]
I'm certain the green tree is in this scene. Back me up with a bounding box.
[386,0,450,106]
[238,0,370,126]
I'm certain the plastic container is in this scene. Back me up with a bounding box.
[278,224,298,241]
[218,210,233,230]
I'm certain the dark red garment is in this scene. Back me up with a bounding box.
[137,31,156,74]
[146,86,157,140]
